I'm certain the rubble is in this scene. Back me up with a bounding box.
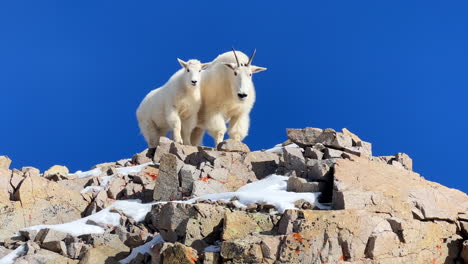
[1,126,467,264]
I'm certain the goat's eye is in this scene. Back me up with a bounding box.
[199,70,201,72]
[187,69,190,73]
[234,72,237,76]
[249,73,252,76]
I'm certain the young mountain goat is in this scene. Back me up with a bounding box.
[191,49,267,146]
[137,59,210,147]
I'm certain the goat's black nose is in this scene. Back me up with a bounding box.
[237,93,247,99]
[191,80,197,85]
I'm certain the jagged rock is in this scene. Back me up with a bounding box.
[44,165,70,181]
[169,142,199,163]
[221,234,280,264]
[395,152,413,171]
[333,156,468,221]
[151,203,227,252]
[35,228,69,255]
[316,128,353,150]
[192,178,228,197]
[208,168,228,182]
[153,153,184,201]
[282,147,306,174]
[179,164,201,195]
[131,148,155,165]
[201,251,220,264]
[0,155,12,170]
[323,147,343,159]
[287,127,323,147]
[106,176,126,199]
[462,240,468,263]
[304,146,323,160]
[277,210,299,235]
[305,159,334,181]
[222,211,274,240]
[286,176,322,192]
[154,136,173,163]
[244,151,279,179]
[217,139,250,152]
[0,173,88,241]
[161,242,198,264]
[79,232,130,264]
[21,166,40,177]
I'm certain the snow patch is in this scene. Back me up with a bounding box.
[24,200,155,237]
[0,244,26,264]
[265,143,303,153]
[75,167,102,178]
[188,174,325,213]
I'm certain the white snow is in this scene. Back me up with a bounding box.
[80,162,153,194]
[204,245,221,253]
[188,174,326,213]
[0,244,26,264]
[24,200,156,237]
[119,235,164,264]
[265,143,303,153]
[116,162,153,175]
[75,167,102,178]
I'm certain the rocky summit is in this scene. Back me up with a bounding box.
[0,127,467,264]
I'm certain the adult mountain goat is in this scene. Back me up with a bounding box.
[191,49,267,146]
[137,59,210,147]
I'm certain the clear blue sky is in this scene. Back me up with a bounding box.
[1,1,467,193]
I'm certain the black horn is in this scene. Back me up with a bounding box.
[247,48,257,65]
[232,47,240,67]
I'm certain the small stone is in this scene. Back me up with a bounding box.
[283,147,306,173]
[217,139,250,152]
[43,165,70,181]
[106,176,126,199]
[304,147,323,160]
[287,127,323,147]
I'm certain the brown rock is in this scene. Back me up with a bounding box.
[44,165,71,181]
[161,242,198,264]
[169,142,198,162]
[395,152,413,171]
[333,157,468,221]
[131,148,155,165]
[0,173,88,241]
[462,240,468,263]
[222,211,274,240]
[217,139,250,152]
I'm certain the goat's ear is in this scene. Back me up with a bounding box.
[201,62,211,70]
[223,63,236,71]
[177,58,187,69]
[251,65,267,73]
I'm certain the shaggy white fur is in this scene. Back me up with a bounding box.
[137,59,210,147]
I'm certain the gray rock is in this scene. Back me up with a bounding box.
[286,127,323,147]
[217,139,250,152]
[153,136,173,163]
[106,176,126,199]
[179,164,201,195]
[283,147,306,173]
[153,153,184,201]
[132,148,155,165]
[278,210,298,234]
[208,168,228,182]
[244,151,280,179]
[304,147,323,160]
[287,176,323,192]
[323,148,343,159]
[305,159,334,181]
[192,179,227,197]
[169,142,198,163]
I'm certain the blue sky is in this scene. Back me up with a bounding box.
[1,1,467,193]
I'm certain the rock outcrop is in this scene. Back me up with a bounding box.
[0,127,467,264]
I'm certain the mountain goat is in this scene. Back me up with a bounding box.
[191,48,267,146]
[137,59,210,147]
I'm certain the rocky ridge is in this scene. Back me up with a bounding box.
[0,127,467,263]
